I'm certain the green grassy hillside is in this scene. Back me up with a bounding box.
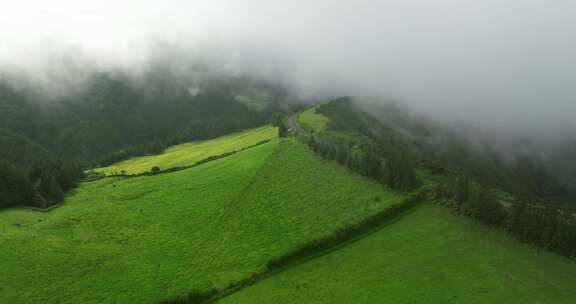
[0,136,405,303]
[221,203,576,304]
[298,106,330,133]
[94,125,277,175]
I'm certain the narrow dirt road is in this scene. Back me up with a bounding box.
[287,113,308,136]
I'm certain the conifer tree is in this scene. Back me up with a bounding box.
[455,175,470,204]
[40,171,64,204]
[278,124,288,138]
[0,172,9,209]
[270,112,283,127]
[382,151,419,191]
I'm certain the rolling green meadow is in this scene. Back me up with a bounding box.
[222,203,576,304]
[2,108,576,304]
[298,106,330,133]
[94,125,277,175]
[0,135,405,303]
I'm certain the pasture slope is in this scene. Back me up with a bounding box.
[221,203,576,304]
[298,106,330,133]
[95,125,277,175]
[217,108,576,304]
[0,132,406,303]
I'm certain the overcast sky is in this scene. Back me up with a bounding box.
[1,0,575,131]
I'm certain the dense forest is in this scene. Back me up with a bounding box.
[0,71,292,209]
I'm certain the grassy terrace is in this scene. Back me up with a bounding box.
[222,203,576,304]
[0,137,405,304]
[94,125,277,175]
[298,106,330,133]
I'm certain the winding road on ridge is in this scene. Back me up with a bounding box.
[287,113,308,136]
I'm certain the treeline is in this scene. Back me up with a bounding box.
[0,160,82,209]
[315,98,572,203]
[0,72,287,167]
[307,134,420,191]
[94,141,166,168]
[434,176,506,226]
[434,176,576,257]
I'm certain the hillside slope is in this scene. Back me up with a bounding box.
[0,135,406,303]
[221,203,576,304]
[298,105,330,133]
[0,73,287,164]
[0,140,278,303]
[94,125,276,175]
[315,98,570,202]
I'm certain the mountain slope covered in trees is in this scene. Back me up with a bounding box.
[314,98,574,204]
[0,71,292,209]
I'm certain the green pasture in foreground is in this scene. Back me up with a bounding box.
[222,203,576,304]
[0,138,405,304]
[298,106,330,133]
[94,125,277,175]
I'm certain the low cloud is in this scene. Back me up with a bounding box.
[1,0,575,134]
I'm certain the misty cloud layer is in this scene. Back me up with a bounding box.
[1,0,575,133]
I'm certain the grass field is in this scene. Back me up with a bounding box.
[298,106,330,133]
[222,203,576,304]
[94,125,277,175]
[0,137,405,304]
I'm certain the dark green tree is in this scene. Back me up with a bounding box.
[455,175,470,204]
[39,171,64,204]
[270,112,284,127]
[278,124,289,138]
[382,151,419,191]
[468,185,505,226]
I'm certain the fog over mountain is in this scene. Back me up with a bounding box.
[1,0,575,135]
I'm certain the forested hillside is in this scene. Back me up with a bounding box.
[314,98,574,204]
[301,99,576,257]
[0,72,292,209]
